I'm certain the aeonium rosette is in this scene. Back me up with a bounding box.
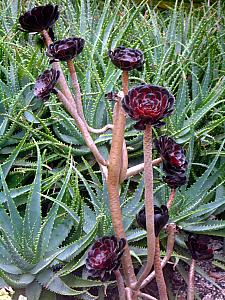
[122,84,175,130]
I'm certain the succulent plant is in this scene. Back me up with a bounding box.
[136,205,169,237]
[34,68,60,100]
[122,84,174,130]
[185,234,214,261]
[86,236,126,281]
[154,136,188,189]
[108,46,144,71]
[47,37,85,62]
[19,4,59,33]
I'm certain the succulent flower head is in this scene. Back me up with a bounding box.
[108,46,144,71]
[19,4,59,33]
[86,236,126,281]
[47,37,85,62]
[154,136,188,175]
[122,84,174,130]
[185,234,213,261]
[34,68,60,100]
[163,174,187,189]
[136,205,169,237]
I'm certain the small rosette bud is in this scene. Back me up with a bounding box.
[19,4,59,33]
[122,84,174,130]
[47,37,85,62]
[86,236,126,281]
[136,205,169,237]
[34,68,60,100]
[185,234,214,261]
[108,46,144,71]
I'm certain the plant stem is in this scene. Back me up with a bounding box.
[114,270,126,300]
[119,139,128,183]
[154,237,168,300]
[107,70,136,286]
[125,158,162,179]
[134,125,155,290]
[187,259,196,300]
[67,59,86,123]
[140,223,176,288]
[167,189,176,209]
[138,292,158,300]
[55,89,107,166]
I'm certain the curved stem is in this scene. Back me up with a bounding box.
[138,292,158,300]
[106,70,136,286]
[134,125,155,290]
[187,259,196,300]
[125,158,162,179]
[55,89,108,166]
[88,123,113,134]
[67,59,86,123]
[154,237,168,300]
[167,189,176,209]
[140,223,176,288]
[114,270,126,300]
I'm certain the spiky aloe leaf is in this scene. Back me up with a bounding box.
[36,270,85,296]
[0,167,23,242]
[23,141,41,245]
[34,157,73,259]
[0,270,35,289]
[25,280,42,300]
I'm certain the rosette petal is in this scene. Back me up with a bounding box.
[108,46,144,71]
[185,234,214,261]
[47,37,85,61]
[122,84,174,130]
[86,236,126,281]
[19,4,59,33]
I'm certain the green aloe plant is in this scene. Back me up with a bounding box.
[0,144,105,300]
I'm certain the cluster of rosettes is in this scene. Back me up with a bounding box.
[86,236,126,281]
[154,136,188,189]
[19,4,85,100]
[136,205,169,237]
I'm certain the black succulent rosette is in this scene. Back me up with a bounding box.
[19,4,59,33]
[34,68,60,100]
[136,205,169,237]
[86,236,126,281]
[154,136,188,189]
[185,234,214,261]
[108,46,144,71]
[122,84,174,130]
[47,37,85,62]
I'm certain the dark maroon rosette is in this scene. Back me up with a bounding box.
[86,236,126,281]
[34,68,60,100]
[185,234,214,261]
[154,136,188,175]
[122,84,174,130]
[163,174,187,189]
[19,4,59,33]
[136,205,169,237]
[108,46,144,71]
[47,37,85,62]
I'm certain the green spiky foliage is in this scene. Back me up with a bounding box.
[0,144,107,300]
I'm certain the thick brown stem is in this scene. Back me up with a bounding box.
[106,71,136,286]
[138,292,158,300]
[167,189,176,209]
[119,139,128,183]
[125,158,162,179]
[55,89,107,166]
[125,287,133,300]
[114,270,126,300]
[134,125,155,290]
[67,59,86,122]
[154,237,168,300]
[141,223,176,288]
[187,259,196,300]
